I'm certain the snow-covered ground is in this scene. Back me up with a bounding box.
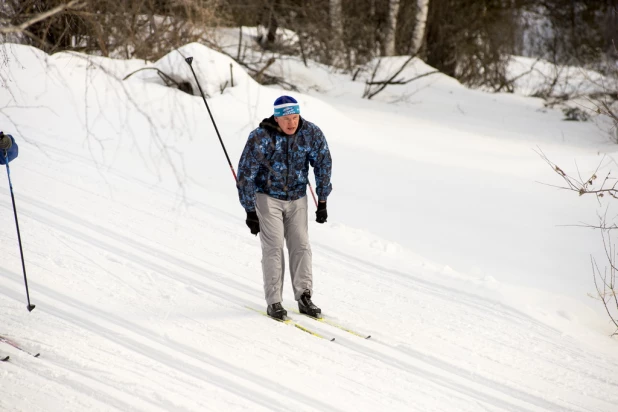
[1,36,617,411]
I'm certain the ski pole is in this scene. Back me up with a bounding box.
[3,150,35,312]
[184,56,238,183]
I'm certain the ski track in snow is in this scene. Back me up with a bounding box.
[2,183,616,411]
[1,42,618,412]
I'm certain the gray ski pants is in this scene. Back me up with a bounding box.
[255,193,313,305]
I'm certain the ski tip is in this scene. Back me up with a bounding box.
[1,356,9,362]
[330,338,335,342]
[366,335,372,339]
[34,353,40,358]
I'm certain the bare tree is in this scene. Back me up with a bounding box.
[526,1,617,70]
[383,0,401,56]
[585,43,618,143]
[538,150,618,335]
[256,0,279,49]
[409,0,429,55]
[329,0,344,61]
[592,231,618,337]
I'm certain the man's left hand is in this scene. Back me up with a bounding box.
[316,201,327,224]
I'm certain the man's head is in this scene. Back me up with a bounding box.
[274,95,300,135]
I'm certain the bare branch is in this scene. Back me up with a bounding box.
[365,70,440,86]
[363,55,438,100]
[123,67,193,95]
[536,148,614,199]
[0,0,86,35]
[254,57,276,84]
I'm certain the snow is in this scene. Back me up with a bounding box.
[1,37,618,411]
[507,55,612,97]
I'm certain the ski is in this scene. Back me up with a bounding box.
[290,309,372,339]
[1,355,9,362]
[0,335,40,358]
[246,306,335,341]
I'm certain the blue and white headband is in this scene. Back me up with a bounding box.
[274,95,300,117]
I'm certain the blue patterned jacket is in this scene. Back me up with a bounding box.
[0,135,18,165]
[237,116,332,212]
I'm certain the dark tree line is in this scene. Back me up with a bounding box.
[226,0,617,89]
[1,0,617,89]
[0,0,224,60]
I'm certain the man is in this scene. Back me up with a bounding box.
[0,132,18,164]
[237,96,332,320]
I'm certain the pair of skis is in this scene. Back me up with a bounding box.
[0,335,40,362]
[247,306,335,341]
[248,306,371,341]
[290,308,372,340]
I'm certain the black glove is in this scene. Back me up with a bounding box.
[315,201,327,224]
[0,132,11,151]
[246,211,260,235]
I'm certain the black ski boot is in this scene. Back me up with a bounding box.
[267,302,287,320]
[298,291,322,318]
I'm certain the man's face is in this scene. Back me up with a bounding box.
[275,114,300,135]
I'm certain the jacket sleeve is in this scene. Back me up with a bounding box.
[308,126,332,201]
[236,131,261,212]
[0,135,18,165]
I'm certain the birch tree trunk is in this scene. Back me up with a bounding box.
[383,0,400,56]
[329,0,344,60]
[410,0,430,55]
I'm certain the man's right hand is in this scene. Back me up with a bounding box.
[0,132,12,150]
[246,211,260,235]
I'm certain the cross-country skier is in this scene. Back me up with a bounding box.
[237,96,332,320]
